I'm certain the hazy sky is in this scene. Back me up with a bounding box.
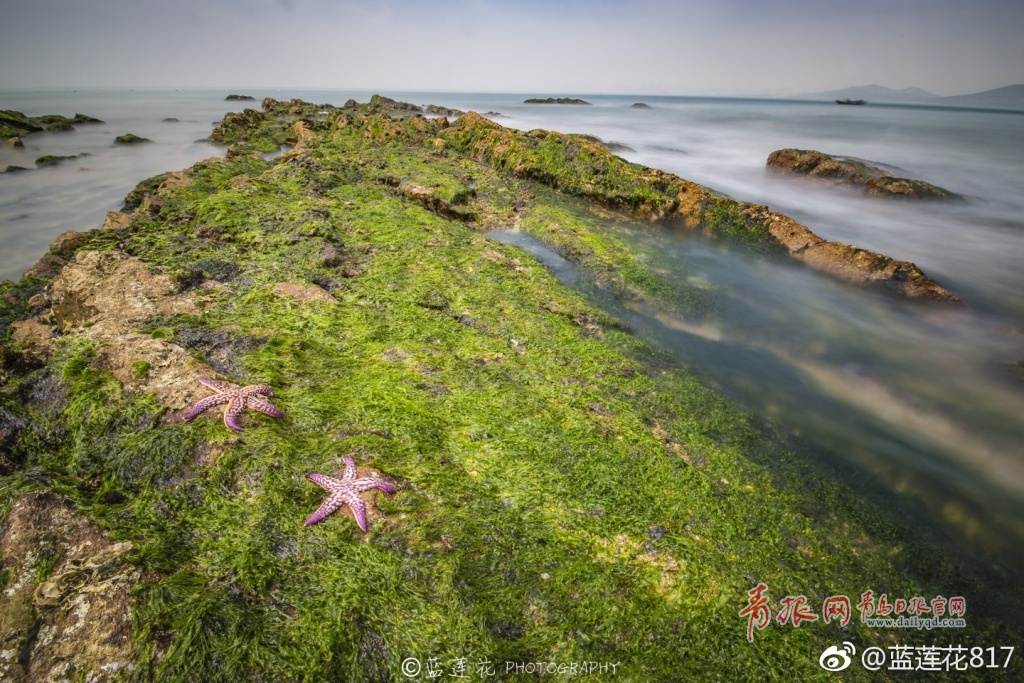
[1,0,1021,95]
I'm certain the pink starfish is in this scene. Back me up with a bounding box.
[305,457,397,530]
[182,377,284,432]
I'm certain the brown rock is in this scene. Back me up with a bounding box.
[97,335,217,411]
[4,136,24,149]
[23,254,67,279]
[766,148,960,199]
[10,319,57,358]
[157,171,192,192]
[49,230,84,255]
[0,494,142,683]
[45,251,221,409]
[271,282,336,304]
[101,211,132,230]
[48,250,198,334]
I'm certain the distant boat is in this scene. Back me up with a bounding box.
[836,99,867,105]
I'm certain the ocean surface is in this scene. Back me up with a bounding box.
[2,89,1024,569]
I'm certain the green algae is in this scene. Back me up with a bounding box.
[0,97,1020,682]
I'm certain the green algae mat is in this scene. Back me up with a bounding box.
[0,96,1019,682]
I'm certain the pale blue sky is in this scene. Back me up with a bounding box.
[1,0,1021,95]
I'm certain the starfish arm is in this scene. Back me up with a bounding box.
[342,457,356,480]
[224,397,245,432]
[306,473,343,491]
[197,377,231,392]
[182,393,231,421]
[352,477,397,494]
[242,385,275,397]
[246,396,285,418]
[304,491,345,527]
[343,492,369,532]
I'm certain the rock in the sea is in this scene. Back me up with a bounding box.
[114,133,152,145]
[162,117,179,122]
[71,113,104,124]
[4,136,24,148]
[766,148,960,199]
[46,119,76,132]
[424,104,465,117]
[226,94,256,101]
[630,102,652,108]
[1,164,29,173]
[0,110,45,138]
[575,133,634,153]
[367,94,423,115]
[35,154,80,167]
[524,97,591,105]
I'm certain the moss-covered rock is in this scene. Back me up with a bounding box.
[34,155,80,167]
[114,133,152,145]
[0,110,45,138]
[0,95,1014,681]
[0,111,101,139]
[767,148,962,199]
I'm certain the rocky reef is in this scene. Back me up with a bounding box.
[767,148,961,199]
[1,111,103,140]
[0,95,1016,681]
[524,97,591,105]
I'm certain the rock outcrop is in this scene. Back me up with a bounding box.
[113,134,152,145]
[766,148,961,199]
[0,111,102,139]
[439,112,960,301]
[524,97,591,105]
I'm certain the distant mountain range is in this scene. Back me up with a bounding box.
[800,84,1024,110]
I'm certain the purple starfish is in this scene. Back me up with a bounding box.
[182,377,284,432]
[305,457,397,530]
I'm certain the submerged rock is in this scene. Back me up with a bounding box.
[524,97,591,105]
[42,117,76,132]
[34,155,80,167]
[113,133,152,145]
[0,111,101,139]
[225,93,255,101]
[70,113,104,124]
[767,148,961,199]
[4,136,24,148]
[630,102,652,108]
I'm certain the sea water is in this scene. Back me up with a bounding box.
[2,89,1023,567]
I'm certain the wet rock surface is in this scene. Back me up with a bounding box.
[0,494,141,683]
[766,148,961,199]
